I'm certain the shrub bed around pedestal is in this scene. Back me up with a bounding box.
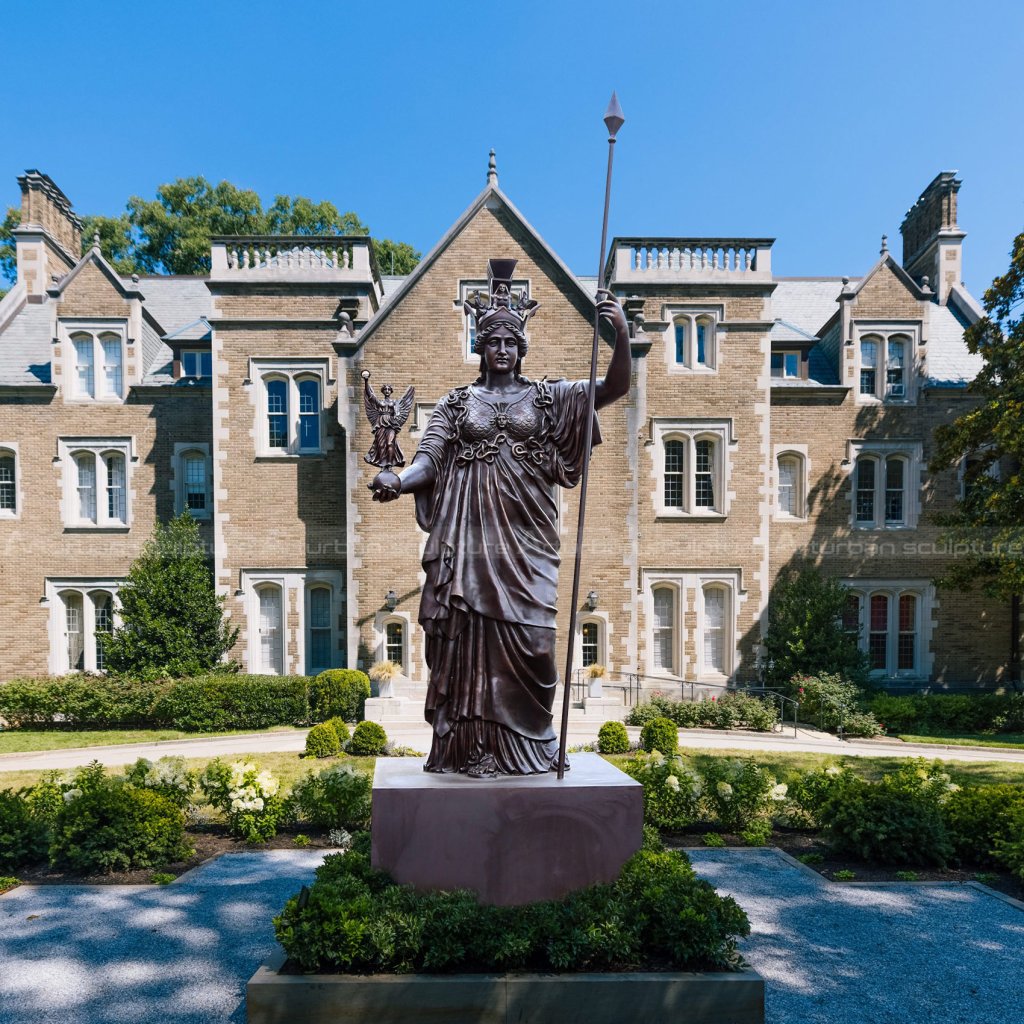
[274,832,749,974]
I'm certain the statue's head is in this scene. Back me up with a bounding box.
[381,384,394,397]
[465,258,539,380]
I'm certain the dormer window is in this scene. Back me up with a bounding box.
[856,330,916,403]
[182,350,212,379]
[66,327,125,400]
[771,352,800,379]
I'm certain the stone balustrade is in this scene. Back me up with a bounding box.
[609,237,774,284]
[210,235,377,283]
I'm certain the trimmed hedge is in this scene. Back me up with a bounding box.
[626,693,778,733]
[0,674,309,732]
[153,675,309,732]
[0,790,48,872]
[870,692,1024,735]
[274,834,750,974]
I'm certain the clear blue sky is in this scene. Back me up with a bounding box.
[1,0,1020,296]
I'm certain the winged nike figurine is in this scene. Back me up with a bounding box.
[361,370,415,471]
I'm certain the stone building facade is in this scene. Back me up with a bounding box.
[0,166,1012,690]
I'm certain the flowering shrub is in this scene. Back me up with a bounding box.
[49,778,191,873]
[816,759,956,866]
[787,763,862,827]
[701,758,785,833]
[199,758,284,842]
[290,763,372,831]
[624,751,703,830]
[124,757,196,808]
[792,673,881,737]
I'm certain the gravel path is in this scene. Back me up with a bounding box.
[2,848,1022,1023]
[689,848,1024,1024]
[0,850,326,1024]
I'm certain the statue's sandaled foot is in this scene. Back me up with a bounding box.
[467,754,499,778]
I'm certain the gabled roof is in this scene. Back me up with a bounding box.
[131,276,212,336]
[354,184,603,349]
[0,301,53,386]
[164,317,212,343]
[771,319,819,345]
[46,243,143,302]
[848,251,931,302]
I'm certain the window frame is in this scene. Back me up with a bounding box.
[305,583,335,676]
[0,444,21,519]
[181,349,212,380]
[374,610,411,675]
[575,613,610,674]
[652,420,732,518]
[62,322,127,402]
[698,582,732,679]
[251,360,329,457]
[59,438,134,529]
[854,326,918,405]
[848,441,922,529]
[841,580,932,679]
[665,309,720,372]
[770,351,801,379]
[774,448,807,520]
[172,443,211,519]
[45,578,122,675]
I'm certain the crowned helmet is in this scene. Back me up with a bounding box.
[464,258,539,337]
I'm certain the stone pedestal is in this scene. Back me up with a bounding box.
[371,754,643,906]
[363,696,424,724]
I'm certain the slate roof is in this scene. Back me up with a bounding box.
[772,278,847,337]
[131,276,211,335]
[0,300,52,386]
[926,301,984,386]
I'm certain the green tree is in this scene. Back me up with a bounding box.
[762,565,869,690]
[373,237,422,276]
[930,229,1024,598]
[0,177,420,283]
[103,514,238,679]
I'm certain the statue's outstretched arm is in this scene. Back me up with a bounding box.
[369,454,435,503]
[593,290,631,409]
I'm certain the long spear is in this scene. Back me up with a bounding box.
[557,93,625,780]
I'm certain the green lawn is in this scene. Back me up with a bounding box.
[897,732,1024,750]
[0,725,304,755]
[2,745,1023,795]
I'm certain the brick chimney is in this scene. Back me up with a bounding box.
[899,171,965,304]
[13,170,83,296]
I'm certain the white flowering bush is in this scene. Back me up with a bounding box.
[125,757,196,808]
[701,758,783,833]
[624,751,703,829]
[290,762,371,831]
[199,758,284,842]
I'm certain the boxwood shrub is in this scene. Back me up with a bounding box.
[349,720,388,756]
[943,784,1024,866]
[308,670,371,723]
[274,833,749,974]
[305,723,342,759]
[0,675,170,729]
[597,720,630,754]
[869,692,1024,735]
[626,693,778,733]
[640,717,678,755]
[0,790,48,871]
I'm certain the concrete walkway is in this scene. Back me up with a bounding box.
[2,721,1024,773]
[2,847,1022,1024]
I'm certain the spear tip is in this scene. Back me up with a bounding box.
[603,91,625,137]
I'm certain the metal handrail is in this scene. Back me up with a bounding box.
[736,685,800,739]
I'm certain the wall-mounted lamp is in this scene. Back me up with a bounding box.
[234,588,245,597]
[585,590,599,612]
[38,594,49,606]
[385,589,399,612]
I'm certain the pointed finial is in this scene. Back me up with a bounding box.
[92,231,101,250]
[880,233,889,255]
[604,92,625,138]
[487,149,498,188]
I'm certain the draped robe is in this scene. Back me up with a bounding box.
[411,378,600,774]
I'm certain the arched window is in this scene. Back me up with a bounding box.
[868,594,889,671]
[75,453,97,523]
[652,586,676,673]
[884,457,905,525]
[694,438,715,508]
[184,451,207,513]
[855,456,877,524]
[266,378,289,449]
[695,316,714,368]
[257,584,284,675]
[386,620,405,665]
[63,591,84,672]
[298,378,321,451]
[100,332,123,398]
[777,452,804,518]
[702,585,728,675]
[673,320,687,364]
[0,450,16,514]
[307,585,332,675]
[886,337,906,398]
[664,439,684,508]
[859,337,879,396]
[71,332,95,398]
[897,593,917,671]
[104,453,126,524]
[93,592,113,672]
[581,621,599,667]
